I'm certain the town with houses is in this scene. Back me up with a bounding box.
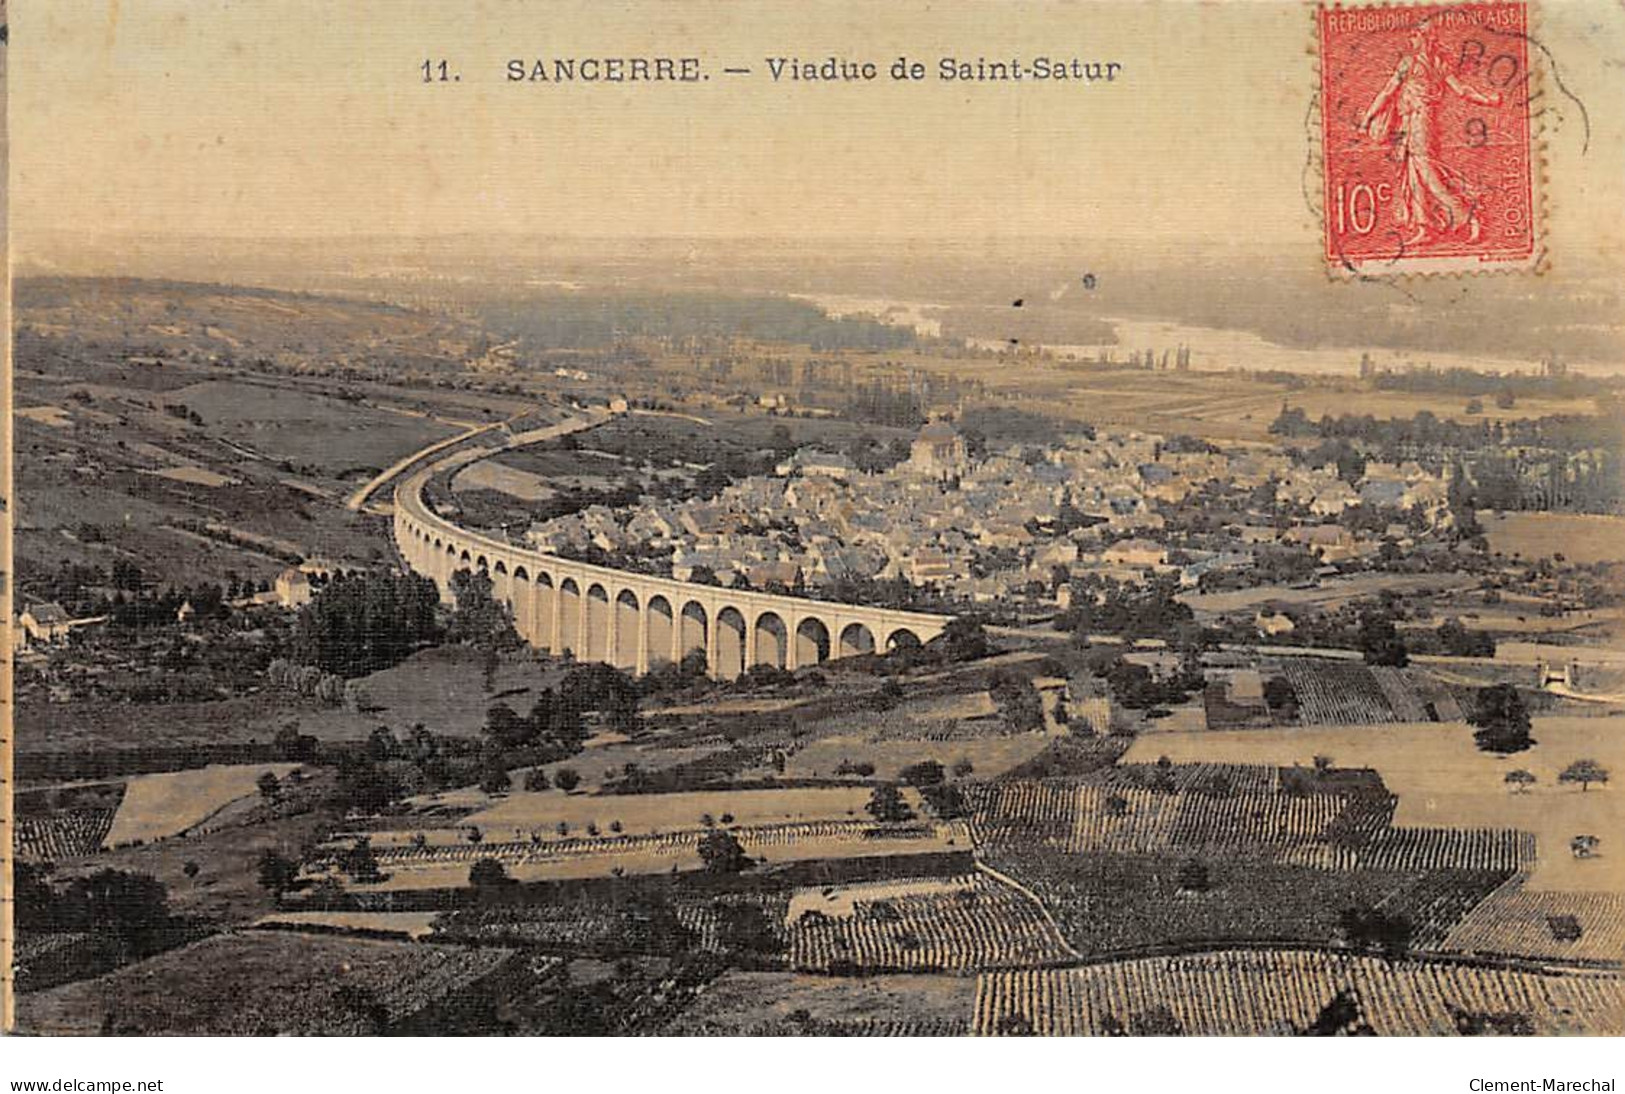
[516,415,1461,611]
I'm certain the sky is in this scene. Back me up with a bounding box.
[9,0,1624,262]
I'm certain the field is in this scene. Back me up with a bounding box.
[429,889,790,956]
[16,810,118,862]
[17,932,518,1035]
[337,818,966,890]
[1275,662,1464,726]
[1443,875,1625,965]
[1481,512,1625,566]
[583,410,906,472]
[964,772,1530,875]
[974,950,1625,1036]
[666,970,976,1035]
[893,353,1597,445]
[15,695,336,760]
[786,873,1076,973]
[781,733,1055,783]
[981,848,1420,958]
[1121,717,1624,891]
[145,465,238,487]
[10,278,538,607]
[52,808,336,923]
[750,684,1059,781]
[164,379,463,474]
[965,761,1544,955]
[1182,573,1478,616]
[450,458,558,501]
[451,786,917,841]
[254,911,443,940]
[295,646,571,741]
[103,763,302,847]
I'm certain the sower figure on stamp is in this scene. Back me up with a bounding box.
[1360,18,1503,246]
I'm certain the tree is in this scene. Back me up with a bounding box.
[39,869,175,954]
[333,754,405,814]
[1558,759,1609,793]
[1469,684,1534,755]
[273,725,319,763]
[445,568,520,651]
[256,771,282,800]
[483,703,533,751]
[1570,834,1600,859]
[1340,906,1413,960]
[480,763,512,795]
[1152,756,1177,793]
[929,617,993,662]
[554,767,581,792]
[182,861,201,881]
[951,758,975,779]
[256,850,300,897]
[990,671,1045,732]
[869,678,906,711]
[469,857,515,892]
[366,725,400,762]
[899,760,945,787]
[290,569,441,677]
[697,829,752,874]
[1438,618,1495,658]
[865,784,915,823]
[1129,1006,1184,1036]
[1263,676,1298,717]
[334,983,391,1034]
[560,662,642,736]
[523,768,550,792]
[1359,610,1409,667]
[1302,989,1374,1036]
[713,902,781,956]
[1504,769,1537,794]
[342,839,382,883]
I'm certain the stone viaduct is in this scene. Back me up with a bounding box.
[393,469,951,678]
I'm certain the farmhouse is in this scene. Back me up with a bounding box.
[776,448,857,481]
[910,418,967,477]
[19,602,73,644]
[1285,524,1361,562]
[1101,538,1167,568]
[1255,610,1296,638]
[910,548,955,585]
[274,568,314,609]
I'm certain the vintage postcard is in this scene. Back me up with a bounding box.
[4,0,1623,1050]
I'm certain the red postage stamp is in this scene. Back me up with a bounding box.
[1318,2,1540,276]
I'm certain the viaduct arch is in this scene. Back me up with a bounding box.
[393,469,951,679]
